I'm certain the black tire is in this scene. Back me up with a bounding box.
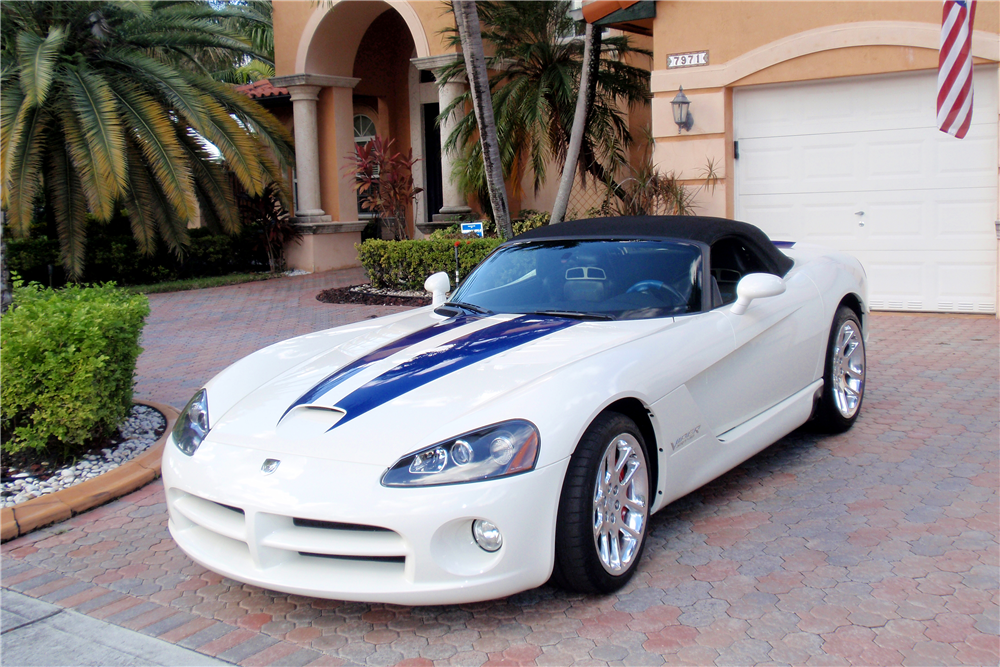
[816,305,866,433]
[551,412,651,594]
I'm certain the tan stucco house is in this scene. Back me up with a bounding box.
[271,0,999,314]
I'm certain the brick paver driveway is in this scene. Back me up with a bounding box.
[3,272,997,666]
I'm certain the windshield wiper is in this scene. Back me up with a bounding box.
[436,301,493,316]
[528,310,616,321]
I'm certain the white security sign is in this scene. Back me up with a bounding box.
[667,51,708,68]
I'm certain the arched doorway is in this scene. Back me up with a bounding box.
[299,1,429,238]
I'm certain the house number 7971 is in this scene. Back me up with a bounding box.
[667,51,709,68]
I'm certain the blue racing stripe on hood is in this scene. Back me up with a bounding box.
[279,315,476,423]
[328,316,577,430]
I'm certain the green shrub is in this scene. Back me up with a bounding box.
[5,237,61,285]
[429,212,550,241]
[357,238,503,290]
[1,282,150,454]
[5,225,270,287]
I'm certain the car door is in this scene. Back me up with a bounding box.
[684,239,825,436]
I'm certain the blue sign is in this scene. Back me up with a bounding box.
[461,222,484,238]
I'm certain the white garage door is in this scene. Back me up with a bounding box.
[735,68,998,314]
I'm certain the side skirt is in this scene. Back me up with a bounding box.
[655,380,822,510]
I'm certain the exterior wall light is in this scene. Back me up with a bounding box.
[671,86,693,133]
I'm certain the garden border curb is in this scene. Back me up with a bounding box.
[1,400,179,542]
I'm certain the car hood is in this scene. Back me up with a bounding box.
[205,309,666,465]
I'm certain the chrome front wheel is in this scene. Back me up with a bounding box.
[553,412,651,594]
[592,433,648,575]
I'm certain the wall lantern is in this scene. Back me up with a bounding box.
[671,86,693,133]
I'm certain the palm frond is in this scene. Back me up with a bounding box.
[122,139,162,255]
[176,128,238,234]
[103,49,207,124]
[5,102,48,236]
[1,80,26,196]
[113,79,196,221]
[198,75,293,169]
[16,25,65,107]
[63,63,127,218]
[197,96,265,196]
[47,128,89,279]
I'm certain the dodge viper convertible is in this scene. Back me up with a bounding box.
[163,216,868,604]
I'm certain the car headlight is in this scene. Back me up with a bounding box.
[173,389,210,456]
[381,420,539,487]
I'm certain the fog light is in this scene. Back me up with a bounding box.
[472,519,503,552]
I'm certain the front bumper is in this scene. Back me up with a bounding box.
[162,437,568,605]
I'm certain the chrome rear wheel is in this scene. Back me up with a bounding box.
[817,306,866,432]
[831,319,865,419]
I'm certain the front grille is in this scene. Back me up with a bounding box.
[167,489,407,573]
[298,552,406,564]
[293,518,391,532]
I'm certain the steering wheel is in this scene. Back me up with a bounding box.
[626,280,685,307]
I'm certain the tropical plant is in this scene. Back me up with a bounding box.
[242,183,301,273]
[204,0,275,84]
[347,135,423,241]
[0,0,294,279]
[438,1,650,213]
[597,130,720,217]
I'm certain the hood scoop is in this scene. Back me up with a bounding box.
[276,404,347,439]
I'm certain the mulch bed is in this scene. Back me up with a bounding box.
[316,285,431,308]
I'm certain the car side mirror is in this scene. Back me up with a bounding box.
[731,273,786,315]
[424,272,451,307]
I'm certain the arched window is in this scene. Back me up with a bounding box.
[354,114,376,147]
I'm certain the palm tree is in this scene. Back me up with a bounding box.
[551,20,601,225]
[200,0,275,84]
[453,0,512,240]
[1,1,293,279]
[438,1,650,212]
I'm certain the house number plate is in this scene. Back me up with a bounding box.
[667,51,709,68]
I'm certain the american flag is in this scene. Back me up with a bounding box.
[937,0,977,138]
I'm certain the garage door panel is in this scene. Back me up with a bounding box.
[862,251,997,313]
[742,189,996,252]
[936,131,997,177]
[937,259,999,313]
[735,68,998,314]
[739,125,996,195]
[736,69,998,138]
[867,139,924,179]
[802,143,855,182]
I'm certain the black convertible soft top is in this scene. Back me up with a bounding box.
[511,216,794,276]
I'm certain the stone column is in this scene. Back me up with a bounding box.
[269,73,365,273]
[436,78,473,220]
[411,54,473,226]
[285,84,329,221]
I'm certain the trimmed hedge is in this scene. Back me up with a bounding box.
[357,238,503,290]
[1,282,149,454]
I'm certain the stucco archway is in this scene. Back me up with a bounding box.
[296,0,431,77]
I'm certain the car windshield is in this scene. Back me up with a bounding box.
[448,239,703,320]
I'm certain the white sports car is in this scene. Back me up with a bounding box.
[163,216,868,604]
